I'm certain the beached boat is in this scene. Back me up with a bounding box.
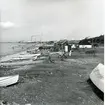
[12,53,40,60]
[90,63,104,92]
[0,75,19,87]
[0,53,41,63]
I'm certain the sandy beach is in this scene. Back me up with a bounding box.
[0,0,104,104]
[0,47,104,105]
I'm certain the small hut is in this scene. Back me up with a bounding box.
[79,40,92,48]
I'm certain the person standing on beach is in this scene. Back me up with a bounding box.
[48,50,54,63]
[68,44,72,56]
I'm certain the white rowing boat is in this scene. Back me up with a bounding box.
[0,75,19,87]
[0,53,41,62]
[11,53,40,60]
[90,63,104,92]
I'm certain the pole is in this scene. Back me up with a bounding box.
[41,32,43,45]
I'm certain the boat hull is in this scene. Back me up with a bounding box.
[0,53,41,63]
[90,63,104,92]
[0,75,19,87]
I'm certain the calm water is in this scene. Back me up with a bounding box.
[0,42,35,57]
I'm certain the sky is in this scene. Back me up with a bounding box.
[0,0,104,42]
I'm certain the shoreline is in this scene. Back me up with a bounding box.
[0,42,39,58]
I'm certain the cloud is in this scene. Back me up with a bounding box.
[0,21,15,29]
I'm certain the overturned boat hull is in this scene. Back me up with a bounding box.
[0,75,19,87]
[90,63,104,92]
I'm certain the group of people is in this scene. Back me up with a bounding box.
[47,44,72,63]
[64,44,72,56]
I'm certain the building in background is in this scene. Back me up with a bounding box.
[79,40,92,48]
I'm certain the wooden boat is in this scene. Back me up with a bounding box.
[0,75,19,87]
[90,63,104,92]
[11,54,40,60]
[0,53,41,63]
